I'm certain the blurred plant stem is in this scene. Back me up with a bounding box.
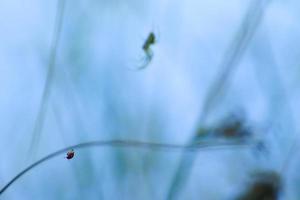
[0,138,254,195]
[251,30,297,177]
[28,0,66,159]
[167,0,271,199]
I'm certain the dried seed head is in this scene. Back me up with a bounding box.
[236,171,281,200]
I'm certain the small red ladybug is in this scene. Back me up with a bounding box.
[66,149,75,160]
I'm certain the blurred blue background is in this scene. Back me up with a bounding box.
[0,0,300,199]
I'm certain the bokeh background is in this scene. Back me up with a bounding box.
[1,0,300,199]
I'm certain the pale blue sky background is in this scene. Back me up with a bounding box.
[0,0,300,199]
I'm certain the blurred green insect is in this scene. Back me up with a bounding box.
[136,31,157,70]
[142,32,156,52]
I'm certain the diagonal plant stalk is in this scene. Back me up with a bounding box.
[0,139,255,196]
[28,0,67,159]
[197,0,271,124]
[167,0,271,199]
[251,32,297,177]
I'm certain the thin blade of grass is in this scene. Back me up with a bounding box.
[28,0,66,159]
[0,139,255,195]
[251,32,297,176]
[167,1,271,199]
[198,0,270,124]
